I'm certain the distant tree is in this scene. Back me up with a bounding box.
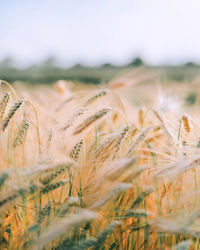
[0,57,14,68]
[184,62,198,67]
[128,57,144,67]
[41,56,57,68]
[101,63,114,68]
[72,63,84,69]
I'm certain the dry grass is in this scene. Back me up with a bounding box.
[0,69,200,249]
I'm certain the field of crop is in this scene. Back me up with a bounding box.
[0,67,200,249]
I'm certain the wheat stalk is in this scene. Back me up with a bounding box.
[127,127,152,157]
[105,157,138,181]
[46,129,54,149]
[94,221,121,249]
[0,172,9,190]
[138,107,144,127]
[95,126,128,162]
[113,126,129,158]
[39,164,72,184]
[36,210,98,249]
[0,183,39,214]
[40,179,68,194]
[21,160,75,178]
[91,183,132,209]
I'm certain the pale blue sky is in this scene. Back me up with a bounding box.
[1,0,200,66]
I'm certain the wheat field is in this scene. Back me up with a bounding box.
[0,68,200,249]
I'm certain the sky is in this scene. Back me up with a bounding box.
[1,0,200,66]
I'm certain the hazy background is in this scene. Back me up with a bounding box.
[1,0,200,83]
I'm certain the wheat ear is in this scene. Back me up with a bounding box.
[12,119,29,148]
[182,114,190,133]
[61,108,87,131]
[70,139,83,161]
[1,99,23,132]
[0,93,10,121]
[83,89,108,106]
[74,108,111,135]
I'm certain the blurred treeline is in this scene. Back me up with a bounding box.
[0,56,200,84]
